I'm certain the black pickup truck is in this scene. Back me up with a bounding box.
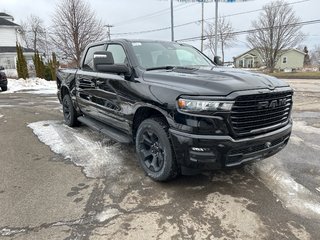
[57,39,293,181]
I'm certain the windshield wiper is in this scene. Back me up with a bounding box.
[146,66,176,71]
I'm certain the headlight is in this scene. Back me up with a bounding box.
[178,98,234,113]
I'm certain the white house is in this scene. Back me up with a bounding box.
[0,12,35,70]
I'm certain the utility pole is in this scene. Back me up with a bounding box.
[214,0,218,56]
[105,24,114,40]
[201,1,204,52]
[170,0,174,41]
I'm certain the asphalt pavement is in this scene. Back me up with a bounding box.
[0,79,319,240]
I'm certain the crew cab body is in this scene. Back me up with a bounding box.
[57,39,293,180]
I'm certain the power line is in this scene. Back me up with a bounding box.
[111,0,310,36]
[176,19,320,42]
[113,2,197,27]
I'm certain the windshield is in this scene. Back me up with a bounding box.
[131,41,213,69]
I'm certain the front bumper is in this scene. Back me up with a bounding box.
[169,122,292,173]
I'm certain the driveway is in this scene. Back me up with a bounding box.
[0,79,319,239]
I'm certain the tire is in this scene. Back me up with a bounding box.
[136,118,178,181]
[62,95,79,127]
[1,86,7,91]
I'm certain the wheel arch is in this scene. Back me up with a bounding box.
[132,106,173,141]
[60,85,70,100]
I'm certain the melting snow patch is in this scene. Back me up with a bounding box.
[289,135,304,145]
[96,208,121,222]
[28,120,134,178]
[248,160,320,220]
[0,114,3,118]
[0,228,26,236]
[293,121,320,135]
[247,120,320,220]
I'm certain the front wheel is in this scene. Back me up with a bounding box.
[1,86,7,91]
[62,95,79,127]
[136,118,178,181]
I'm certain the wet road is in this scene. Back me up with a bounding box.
[0,79,319,239]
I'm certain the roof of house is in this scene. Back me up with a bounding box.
[234,48,305,60]
[0,17,19,27]
[0,46,35,53]
[0,12,12,17]
[234,48,258,59]
[281,48,306,55]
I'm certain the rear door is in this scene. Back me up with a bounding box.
[76,44,105,118]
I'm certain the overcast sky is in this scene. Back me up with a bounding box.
[1,0,319,61]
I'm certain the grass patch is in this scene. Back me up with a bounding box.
[267,71,320,79]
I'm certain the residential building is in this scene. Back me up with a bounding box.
[233,48,305,70]
[0,12,35,69]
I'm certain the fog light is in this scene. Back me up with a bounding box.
[190,147,217,163]
[191,147,211,152]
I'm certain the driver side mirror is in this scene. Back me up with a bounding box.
[93,51,130,75]
[214,56,223,66]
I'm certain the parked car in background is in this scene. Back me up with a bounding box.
[0,66,8,91]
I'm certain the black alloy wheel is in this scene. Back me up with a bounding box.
[139,129,165,172]
[136,118,178,181]
[62,95,79,127]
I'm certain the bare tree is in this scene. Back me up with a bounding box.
[20,15,46,52]
[310,45,320,70]
[51,0,105,67]
[204,17,236,63]
[247,0,303,72]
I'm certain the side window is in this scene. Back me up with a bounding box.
[107,44,127,64]
[83,44,105,70]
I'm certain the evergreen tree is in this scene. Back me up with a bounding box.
[49,52,59,80]
[33,51,45,78]
[16,43,22,78]
[16,43,29,79]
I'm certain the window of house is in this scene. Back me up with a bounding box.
[283,57,287,64]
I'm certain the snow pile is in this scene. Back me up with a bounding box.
[3,69,17,78]
[5,78,57,94]
[28,120,136,178]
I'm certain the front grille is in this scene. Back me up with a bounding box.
[230,91,293,136]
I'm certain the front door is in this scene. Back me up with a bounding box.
[92,43,130,132]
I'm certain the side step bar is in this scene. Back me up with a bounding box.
[78,116,132,144]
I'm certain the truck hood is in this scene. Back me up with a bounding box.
[142,67,289,96]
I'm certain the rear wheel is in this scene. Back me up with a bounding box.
[1,86,7,91]
[136,118,178,181]
[62,95,79,127]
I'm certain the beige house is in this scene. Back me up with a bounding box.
[234,48,305,70]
